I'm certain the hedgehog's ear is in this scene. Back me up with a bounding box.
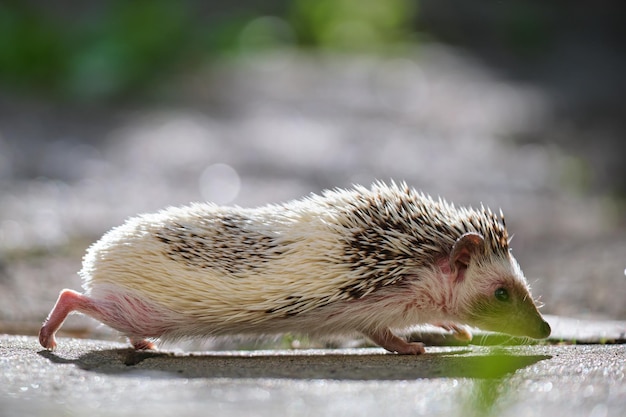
[449,233,484,279]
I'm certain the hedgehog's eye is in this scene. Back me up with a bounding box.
[494,287,509,302]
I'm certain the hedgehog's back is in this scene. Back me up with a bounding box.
[77,201,356,333]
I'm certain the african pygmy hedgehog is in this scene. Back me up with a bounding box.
[40,182,550,353]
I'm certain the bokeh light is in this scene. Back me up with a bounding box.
[199,163,241,205]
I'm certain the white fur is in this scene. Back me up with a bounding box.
[75,182,541,343]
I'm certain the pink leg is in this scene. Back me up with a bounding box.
[39,289,100,350]
[366,328,426,355]
[39,289,159,351]
[40,288,167,351]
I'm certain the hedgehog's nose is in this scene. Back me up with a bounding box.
[538,320,551,339]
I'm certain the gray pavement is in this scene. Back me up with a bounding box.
[1,326,624,417]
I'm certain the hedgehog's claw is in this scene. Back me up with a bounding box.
[451,326,472,341]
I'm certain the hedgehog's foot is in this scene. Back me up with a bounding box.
[365,328,426,355]
[39,289,97,350]
[436,322,473,341]
[129,338,157,350]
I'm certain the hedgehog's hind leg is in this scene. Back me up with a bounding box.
[39,289,99,350]
[40,287,168,351]
[129,337,156,350]
[365,327,425,355]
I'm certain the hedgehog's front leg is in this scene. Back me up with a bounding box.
[436,322,473,341]
[365,328,425,355]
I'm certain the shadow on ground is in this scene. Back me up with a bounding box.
[38,348,551,381]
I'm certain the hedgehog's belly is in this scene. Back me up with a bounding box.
[87,285,183,338]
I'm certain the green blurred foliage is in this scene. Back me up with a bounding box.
[0,5,68,91]
[0,0,198,101]
[65,1,189,99]
[463,352,529,417]
[0,0,416,102]
[291,0,415,51]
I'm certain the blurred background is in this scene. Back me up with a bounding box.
[0,0,624,344]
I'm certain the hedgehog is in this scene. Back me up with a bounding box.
[39,182,550,354]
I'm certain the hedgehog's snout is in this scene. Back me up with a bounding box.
[537,319,551,339]
[519,306,551,339]
[522,318,551,339]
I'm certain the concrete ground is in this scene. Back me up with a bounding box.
[1,316,624,417]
